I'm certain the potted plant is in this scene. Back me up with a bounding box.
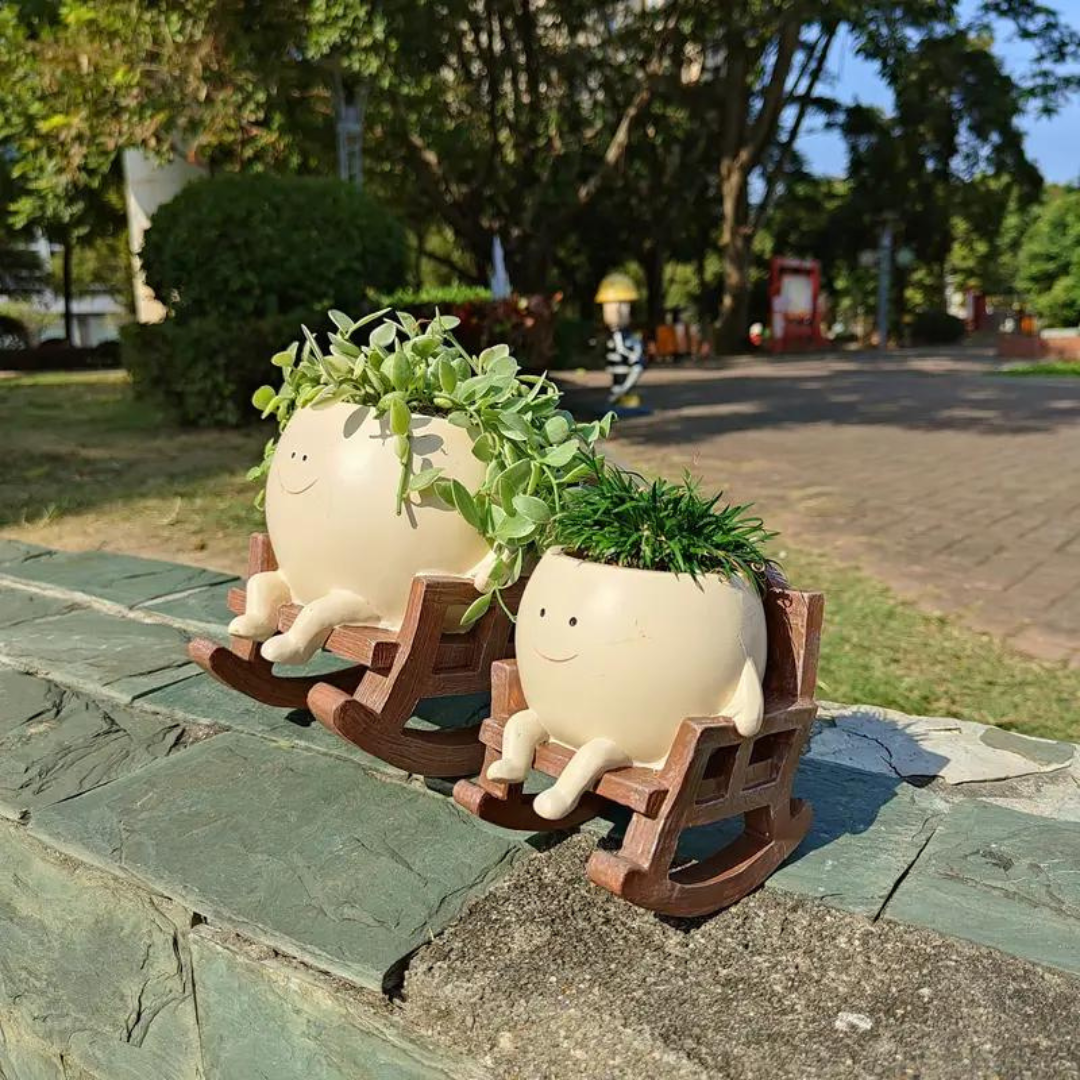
[486,465,776,820]
[232,309,611,665]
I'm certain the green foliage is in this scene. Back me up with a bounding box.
[910,309,966,345]
[252,311,614,617]
[141,175,406,323]
[122,311,319,427]
[1018,188,1080,328]
[549,465,776,592]
[380,285,493,309]
[999,361,1080,378]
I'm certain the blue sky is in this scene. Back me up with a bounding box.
[798,3,1080,184]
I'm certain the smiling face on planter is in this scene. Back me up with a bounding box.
[516,550,768,767]
[265,401,490,628]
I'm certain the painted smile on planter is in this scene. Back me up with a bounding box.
[535,648,579,664]
[279,475,319,496]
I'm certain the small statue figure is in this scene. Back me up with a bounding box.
[595,272,647,410]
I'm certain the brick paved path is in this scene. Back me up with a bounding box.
[564,348,1080,666]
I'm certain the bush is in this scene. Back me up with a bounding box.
[122,311,319,427]
[0,339,121,372]
[1018,189,1080,328]
[910,309,966,345]
[141,175,407,322]
[0,313,29,350]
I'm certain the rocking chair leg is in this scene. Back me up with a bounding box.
[188,637,366,710]
[588,798,812,918]
[308,681,486,778]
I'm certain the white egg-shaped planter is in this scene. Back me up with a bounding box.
[264,401,491,630]
[516,550,768,768]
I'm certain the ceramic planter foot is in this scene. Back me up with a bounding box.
[454,578,825,917]
[193,533,523,777]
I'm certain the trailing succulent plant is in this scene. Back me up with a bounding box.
[250,309,613,624]
[548,463,778,593]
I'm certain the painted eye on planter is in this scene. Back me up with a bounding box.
[302,454,308,461]
[539,608,546,617]
[291,452,296,458]
[569,617,578,627]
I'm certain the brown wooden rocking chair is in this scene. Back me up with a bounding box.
[188,533,524,777]
[453,576,824,917]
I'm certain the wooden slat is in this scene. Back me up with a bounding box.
[479,717,669,818]
[227,588,399,671]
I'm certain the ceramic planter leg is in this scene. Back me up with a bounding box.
[188,636,366,711]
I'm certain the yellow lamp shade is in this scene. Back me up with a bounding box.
[594,272,639,304]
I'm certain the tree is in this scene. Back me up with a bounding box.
[1018,186,1080,327]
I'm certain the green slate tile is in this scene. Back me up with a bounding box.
[140,579,238,631]
[31,733,526,991]
[142,670,490,777]
[0,538,51,566]
[883,799,1080,976]
[0,586,74,629]
[0,597,197,703]
[191,930,482,1080]
[0,668,188,821]
[0,822,201,1080]
[0,547,234,608]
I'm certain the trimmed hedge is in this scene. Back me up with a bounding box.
[122,312,318,427]
[910,309,966,345]
[0,340,121,372]
[141,175,407,322]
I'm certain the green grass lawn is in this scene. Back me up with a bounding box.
[4,370,1079,741]
[998,361,1080,377]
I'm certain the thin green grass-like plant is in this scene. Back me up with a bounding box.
[549,465,778,593]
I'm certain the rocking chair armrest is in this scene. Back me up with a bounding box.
[490,659,526,718]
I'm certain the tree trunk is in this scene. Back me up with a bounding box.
[716,161,751,353]
[643,241,665,333]
[62,236,74,344]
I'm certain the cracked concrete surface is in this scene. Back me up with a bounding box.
[403,834,1080,1080]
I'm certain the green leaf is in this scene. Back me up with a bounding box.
[438,357,458,393]
[471,432,497,461]
[543,441,579,468]
[479,344,510,368]
[460,590,492,627]
[389,395,411,436]
[245,465,263,481]
[329,310,355,333]
[488,355,518,381]
[252,385,276,411]
[495,513,537,541]
[497,460,532,506]
[433,478,455,506]
[447,411,471,428]
[271,346,296,368]
[450,480,482,531]
[395,433,410,463]
[497,412,531,442]
[389,350,411,391]
[370,322,398,349]
[544,414,571,444]
[409,466,443,492]
[512,494,551,523]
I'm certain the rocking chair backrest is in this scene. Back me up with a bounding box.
[762,570,824,709]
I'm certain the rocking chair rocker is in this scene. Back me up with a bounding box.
[453,575,824,917]
[188,533,524,777]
